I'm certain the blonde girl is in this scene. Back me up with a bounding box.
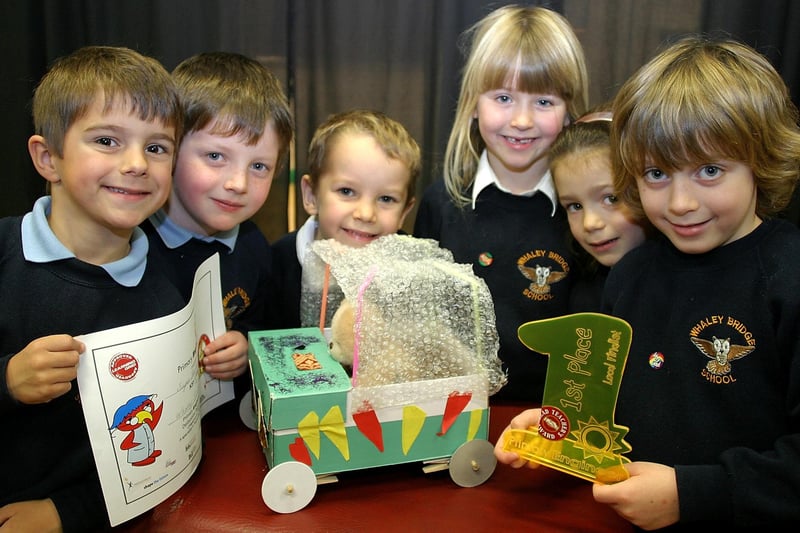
[414,5,588,401]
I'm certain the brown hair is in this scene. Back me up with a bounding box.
[549,105,613,171]
[305,109,419,205]
[172,52,293,167]
[612,36,800,219]
[32,45,182,157]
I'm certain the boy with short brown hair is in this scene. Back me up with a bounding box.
[0,45,184,532]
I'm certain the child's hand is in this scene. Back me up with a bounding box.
[6,334,84,404]
[0,498,61,531]
[201,330,248,380]
[592,461,679,530]
[493,408,542,469]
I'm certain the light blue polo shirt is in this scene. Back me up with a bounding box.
[20,196,148,287]
[147,209,238,253]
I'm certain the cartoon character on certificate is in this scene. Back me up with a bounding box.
[110,394,163,466]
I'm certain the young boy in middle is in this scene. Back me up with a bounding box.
[266,109,419,329]
[144,52,293,395]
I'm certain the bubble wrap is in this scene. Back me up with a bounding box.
[305,235,507,402]
[300,249,344,328]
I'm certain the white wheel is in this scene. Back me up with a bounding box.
[239,390,257,431]
[448,439,497,488]
[262,461,317,513]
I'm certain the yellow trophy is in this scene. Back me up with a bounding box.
[503,313,632,484]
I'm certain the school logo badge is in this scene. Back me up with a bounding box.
[690,336,755,376]
[688,314,756,384]
[223,286,250,329]
[517,249,569,301]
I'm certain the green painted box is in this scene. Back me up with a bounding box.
[248,328,352,467]
[248,328,490,476]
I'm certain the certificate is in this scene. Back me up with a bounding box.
[77,253,232,526]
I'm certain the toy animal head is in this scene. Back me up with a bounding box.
[329,299,355,367]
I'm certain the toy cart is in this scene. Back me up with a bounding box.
[245,327,497,513]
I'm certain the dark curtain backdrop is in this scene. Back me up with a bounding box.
[2,0,799,242]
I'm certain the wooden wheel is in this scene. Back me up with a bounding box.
[261,461,317,513]
[239,390,257,431]
[448,439,497,488]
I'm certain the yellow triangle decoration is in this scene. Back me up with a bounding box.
[402,405,427,455]
[298,411,321,459]
[467,409,482,441]
[320,406,349,461]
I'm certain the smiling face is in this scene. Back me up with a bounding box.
[40,94,175,247]
[638,159,760,254]
[475,87,569,191]
[166,119,279,236]
[553,148,647,267]
[301,132,414,247]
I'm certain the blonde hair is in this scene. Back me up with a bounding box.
[444,5,589,206]
[172,52,293,167]
[612,36,800,219]
[32,46,182,157]
[306,109,420,205]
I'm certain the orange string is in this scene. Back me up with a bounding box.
[319,263,331,333]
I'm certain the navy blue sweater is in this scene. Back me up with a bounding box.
[414,180,576,402]
[0,216,184,532]
[143,219,271,398]
[603,219,800,530]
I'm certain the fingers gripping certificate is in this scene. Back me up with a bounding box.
[77,254,232,526]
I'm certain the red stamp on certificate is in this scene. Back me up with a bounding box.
[109,353,139,381]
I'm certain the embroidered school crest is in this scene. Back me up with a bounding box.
[517,250,569,301]
[223,286,251,329]
[518,264,567,294]
[688,314,756,383]
[690,336,755,376]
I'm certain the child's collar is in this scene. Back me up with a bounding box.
[21,196,148,287]
[149,209,239,252]
[471,151,557,215]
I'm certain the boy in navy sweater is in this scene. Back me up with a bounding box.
[0,46,184,532]
[144,52,293,398]
[267,109,418,328]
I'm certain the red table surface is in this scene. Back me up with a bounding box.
[116,400,633,532]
